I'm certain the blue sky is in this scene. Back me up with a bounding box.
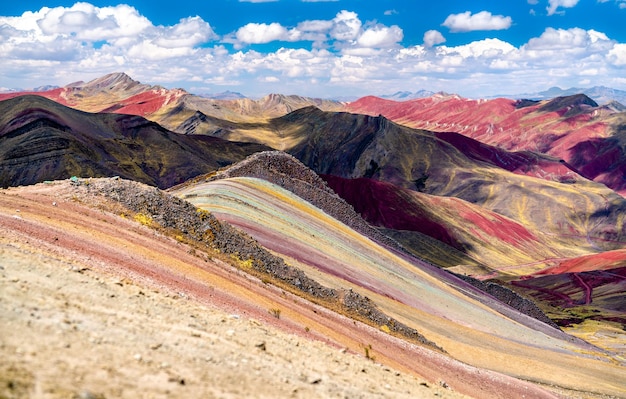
[1,0,625,98]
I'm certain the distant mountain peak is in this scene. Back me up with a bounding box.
[538,93,598,114]
[492,85,626,105]
[207,91,246,100]
[66,72,146,91]
[379,89,437,101]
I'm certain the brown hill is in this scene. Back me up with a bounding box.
[0,95,269,188]
[280,107,626,257]
[0,73,345,132]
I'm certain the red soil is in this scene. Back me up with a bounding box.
[536,249,626,275]
[100,90,177,116]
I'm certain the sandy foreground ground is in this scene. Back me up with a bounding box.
[1,240,470,399]
[0,180,615,399]
[0,237,469,397]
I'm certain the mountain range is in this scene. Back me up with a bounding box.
[1,72,625,398]
[495,85,626,106]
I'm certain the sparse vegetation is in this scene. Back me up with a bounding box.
[363,344,375,361]
[133,212,153,226]
[269,308,281,319]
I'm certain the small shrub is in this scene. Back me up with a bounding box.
[239,258,254,269]
[269,308,281,319]
[364,344,375,361]
[134,213,152,226]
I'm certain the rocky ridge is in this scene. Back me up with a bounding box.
[78,177,440,349]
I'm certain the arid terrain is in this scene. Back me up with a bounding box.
[1,73,626,399]
[1,180,477,399]
[4,178,619,399]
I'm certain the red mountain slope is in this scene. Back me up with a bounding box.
[347,94,626,195]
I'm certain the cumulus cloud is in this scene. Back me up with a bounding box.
[608,43,626,65]
[229,10,403,51]
[442,11,512,32]
[423,30,446,48]
[260,76,280,82]
[297,20,334,32]
[36,3,152,41]
[546,0,579,15]
[440,38,516,59]
[155,17,216,48]
[356,25,403,48]
[524,27,611,52]
[0,2,217,62]
[330,10,362,41]
[236,22,289,44]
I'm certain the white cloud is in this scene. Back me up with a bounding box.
[260,76,280,82]
[236,22,289,44]
[546,0,580,15]
[423,30,446,48]
[330,10,362,41]
[384,9,398,16]
[0,2,217,62]
[155,17,216,48]
[297,20,333,32]
[127,40,196,60]
[231,10,403,50]
[524,27,611,52]
[440,38,516,59]
[608,43,626,65]
[442,11,512,33]
[37,3,152,41]
[356,25,403,48]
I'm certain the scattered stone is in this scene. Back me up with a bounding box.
[75,390,103,399]
[255,342,266,351]
[168,377,186,385]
